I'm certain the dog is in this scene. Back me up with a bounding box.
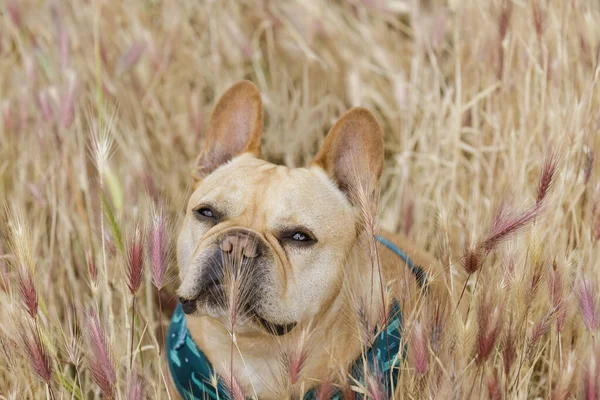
[169,81,445,399]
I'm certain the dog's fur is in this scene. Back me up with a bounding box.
[175,81,445,399]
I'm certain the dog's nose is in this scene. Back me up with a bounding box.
[219,230,261,258]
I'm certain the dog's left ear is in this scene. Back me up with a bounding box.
[311,107,384,204]
[192,80,263,182]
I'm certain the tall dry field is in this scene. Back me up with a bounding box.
[1,0,599,398]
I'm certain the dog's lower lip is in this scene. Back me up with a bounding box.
[256,315,297,336]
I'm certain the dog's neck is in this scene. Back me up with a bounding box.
[186,233,384,399]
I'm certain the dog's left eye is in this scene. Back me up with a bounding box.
[279,227,316,245]
[291,232,309,241]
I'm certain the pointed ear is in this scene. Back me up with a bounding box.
[310,107,384,203]
[192,80,263,182]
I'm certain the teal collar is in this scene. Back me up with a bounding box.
[167,234,427,399]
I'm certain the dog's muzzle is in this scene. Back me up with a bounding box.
[179,228,267,314]
[178,228,297,335]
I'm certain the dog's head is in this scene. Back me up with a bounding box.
[177,81,383,335]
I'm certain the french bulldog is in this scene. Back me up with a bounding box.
[174,80,444,399]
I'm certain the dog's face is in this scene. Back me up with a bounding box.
[177,81,383,335]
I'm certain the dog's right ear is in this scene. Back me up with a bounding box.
[192,80,263,183]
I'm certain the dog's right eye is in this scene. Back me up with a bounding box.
[194,206,218,222]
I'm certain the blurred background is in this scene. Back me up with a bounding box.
[1,0,600,398]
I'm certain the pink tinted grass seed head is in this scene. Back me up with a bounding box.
[7,0,21,28]
[477,289,503,363]
[527,309,555,358]
[585,349,598,400]
[18,268,38,319]
[86,249,98,288]
[315,379,334,400]
[116,40,146,76]
[126,225,145,295]
[127,371,146,400]
[410,321,428,376]
[19,321,53,384]
[221,369,245,400]
[286,340,308,385]
[502,318,517,377]
[365,370,386,400]
[536,149,559,207]
[577,275,599,333]
[85,308,116,399]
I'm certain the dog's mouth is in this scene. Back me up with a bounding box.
[255,315,297,336]
[179,296,296,336]
[180,297,200,314]
[179,278,297,336]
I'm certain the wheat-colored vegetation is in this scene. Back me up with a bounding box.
[1,0,600,398]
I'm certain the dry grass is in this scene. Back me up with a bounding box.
[1,0,600,398]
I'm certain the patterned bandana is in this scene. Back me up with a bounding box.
[167,235,428,399]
